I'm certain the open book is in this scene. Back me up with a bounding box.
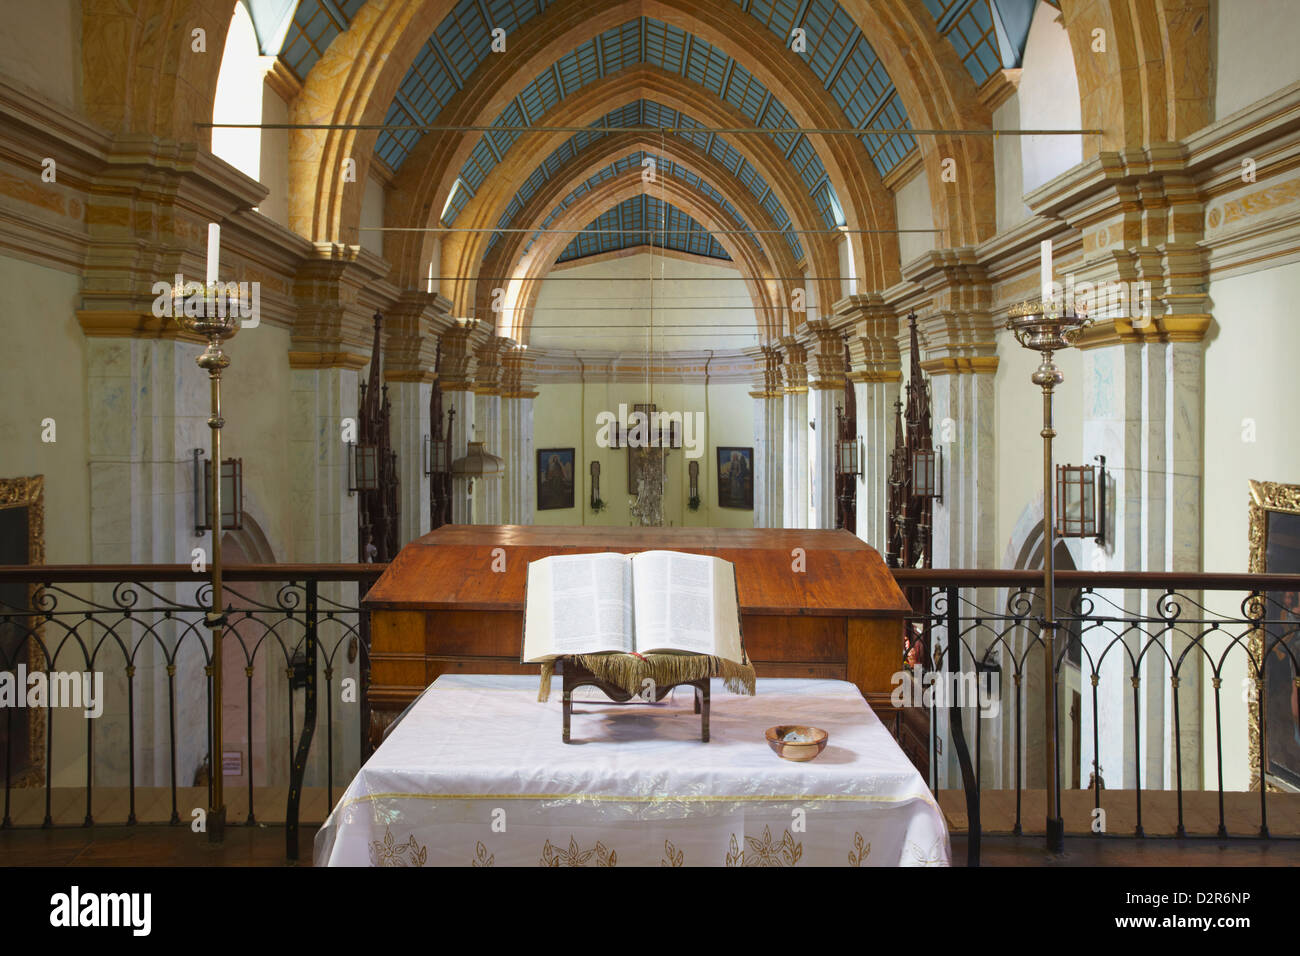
[522,550,746,665]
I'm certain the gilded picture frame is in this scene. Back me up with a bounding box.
[1247,479,1300,792]
[0,475,46,787]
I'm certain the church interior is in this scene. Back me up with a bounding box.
[2,0,1300,876]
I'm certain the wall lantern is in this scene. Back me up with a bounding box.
[193,449,243,535]
[348,442,380,496]
[911,446,943,503]
[1056,454,1107,544]
[836,434,862,478]
[423,432,451,476]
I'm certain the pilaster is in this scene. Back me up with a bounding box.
[836,294,902,550]
[779,337,809,529]
[501,346,539,526]
[800,319,847,530]
[904,250,998,570]
[744,345,784,528]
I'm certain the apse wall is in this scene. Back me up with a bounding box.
[532,380,755,529]
[528,252,759,351]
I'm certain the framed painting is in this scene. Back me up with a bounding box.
[0,475,45,787]
[1247,479,1300,792]
[536,449,575,511]
[717,447,754,510]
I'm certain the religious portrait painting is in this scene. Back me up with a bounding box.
[536,448,575,511]
[716,447,754,510]
[1248,479,1300,791]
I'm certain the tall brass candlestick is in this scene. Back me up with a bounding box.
[174,269,239,843]
[1006,294,1089,853]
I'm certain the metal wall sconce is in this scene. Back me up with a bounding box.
[590,460,603,511]
[193,449,243,535]
[1056,454,1107,545]
[347,442,380,496]
[687,459,700,510]
[836,434,863,478]
[911,446,943,504]
[423,432,450,477]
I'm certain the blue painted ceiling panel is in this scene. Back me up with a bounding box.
[481,100,804,264]
[556,195,732,263]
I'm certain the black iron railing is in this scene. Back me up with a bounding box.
[2,565,1297,866]
[894,569,1300,866]
[0,565,384,861]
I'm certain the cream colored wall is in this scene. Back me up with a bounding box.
[0,254,90,563]
[993,327,1083,566]
[532,380,755,528]
[0,0,80,109]
[1018,2,1082,194]
[258,83,290,228]
[993,91,1031,233]
[894,166,935,268]
[1214,0,1300,119]
[1201,260,1300,789]
[360,174,385,258]
[529,253,758,350]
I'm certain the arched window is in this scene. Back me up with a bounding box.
[212,3,266,186]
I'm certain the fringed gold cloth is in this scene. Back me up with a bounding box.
[536,654,756,702]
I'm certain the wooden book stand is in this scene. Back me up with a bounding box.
[556,657,709,743]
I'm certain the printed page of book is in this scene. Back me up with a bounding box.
[630,550,718,656]
[522,553,633,662]
[709,557,745,664]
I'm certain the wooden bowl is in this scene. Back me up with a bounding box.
[765,725,828,762]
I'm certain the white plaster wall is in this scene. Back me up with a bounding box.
[0,254,89,562]
[993,91,1031,233]
[360,174,386,258]
[529,253,758,351]
[258,83,290,228]
[532,380,755,529]
[1202,260,1300,790]
[1214,0,1300,119]
[1018,2,1082,194]
[0,0,80,109]
[894,167,936,269]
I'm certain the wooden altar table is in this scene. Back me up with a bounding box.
[363,526,912,747]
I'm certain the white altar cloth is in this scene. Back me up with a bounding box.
[315,675,949,867]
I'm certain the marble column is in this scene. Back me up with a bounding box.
[85,334,207,789]
[745,345,783,528]
[436,319,488,524]
[384,290,453,546]
[802,320,847,530]
[472,336,510,524]
[501,346,538,525]
[1081,334,1207,791]
[385,379,431,545]
[837,295,901,551]
[780,340,809,529]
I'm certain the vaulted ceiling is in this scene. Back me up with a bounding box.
[241,0,1044,339]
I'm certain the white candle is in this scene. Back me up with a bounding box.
[426,260,434,294]
[1040,239,1052,305]
[206,223,220,287]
